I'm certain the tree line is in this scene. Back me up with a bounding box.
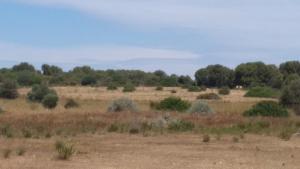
[0,61,299,88]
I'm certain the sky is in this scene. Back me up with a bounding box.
[0,0,299,76]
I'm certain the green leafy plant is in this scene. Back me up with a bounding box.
[0,80,18,99]
[245,86,280,98]
[42,93,59,109]
[243,101,289,117]
[123,83,136,92]
[151,97,191,112]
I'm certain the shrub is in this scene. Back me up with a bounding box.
[64,99,79,109]
[17,71,41,86]
[280,80,300,107]
[123,83,136,92]
[42,93,59,109]
[243,101,289,117]
[3,149,11,159]
[170,90,177,93]
[245,86,280,98]
[107,98,138,112]
[16,147,26,156]
[202,134,210,143]
[27,84,56,102]
[0,80,18,99]
[151,97,191,112]
[155,86,163,91]
[81,76,97,86]
[187,100,214,115]
[187,86,202,92]
[55,141,75,160]
[168,120,195,132]
[197,93,221,100]
[218,87,230,95]
[107,83,118,91]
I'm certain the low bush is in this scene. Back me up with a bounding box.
[42,93,59,109]
[107,83,118,91]
[27,84,56,102]
[243,101,289,117]
[245,86,280,98]
[155,86,163,91]
[81,76,97,86]
[64,99,79,109]
[202,134,210,143]
[218,87,230,95]
[0,80,18,99]
[187,100,214,115]
[187,86,201,92]
[3,149,11,159]
[197,93,221,100]
[55,141,75,160]
[170,90,177,93]
[107,98,138,112]
[123,83,136,92]
[151,97,191,112]
[168,120,195,132]
[16,147,26,156]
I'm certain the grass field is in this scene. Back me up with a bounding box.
[0,87,299,169]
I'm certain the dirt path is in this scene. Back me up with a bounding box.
[0,134,299,169]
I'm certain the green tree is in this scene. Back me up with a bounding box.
[279,61,300,76]
[12,62,35,72]
[42,64,63,76]
[195,65,234,87]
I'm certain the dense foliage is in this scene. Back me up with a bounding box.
[0,61,299,89]
[42,93,59,109]
[150,97,191,112]
[27,84,56,102]
[280,80,300,106]
[0,80,18,99]
[244,86,280,98]
[243,101,289,117]
[195,65,234,87]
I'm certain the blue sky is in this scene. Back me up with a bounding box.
[0,0,299,76]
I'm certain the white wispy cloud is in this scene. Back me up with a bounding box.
[0,42,199,64]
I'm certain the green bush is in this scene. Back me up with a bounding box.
[218,87,230,95]
[17,71,41,86]
[151,97,191,112]
[55,141,75,160]
[280,80,300,107]
[197,93,221,100]
[42,93,59,109]
[123,83,136,92]
[187,86,202,92]
[27,84,56,102]
[64,99,79,109]
[243,101,289,117]
[168,120,195,132]
[81,76,97,86]
[245,87,280,98]
[0,80,18,99]
[107,98,138,112]
[107,83,118,90]
[187,100,214,115]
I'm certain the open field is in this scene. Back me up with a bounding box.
[0,87,299,169]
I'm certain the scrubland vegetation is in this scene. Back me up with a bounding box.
[0,61,300,168]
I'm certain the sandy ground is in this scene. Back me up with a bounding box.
[0,134,299,169]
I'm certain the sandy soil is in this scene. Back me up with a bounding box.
[0,134,299,169]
